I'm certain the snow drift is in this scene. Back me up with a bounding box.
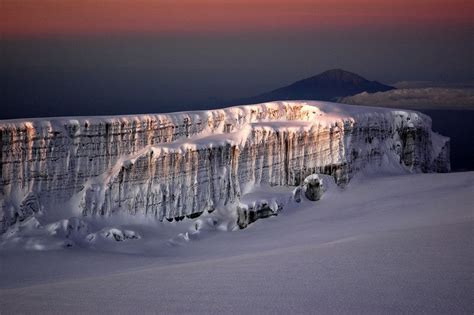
[0,101,450,232]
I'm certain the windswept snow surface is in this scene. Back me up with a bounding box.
[1,171,473,314]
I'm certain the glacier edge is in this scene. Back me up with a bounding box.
[0,101,450,232]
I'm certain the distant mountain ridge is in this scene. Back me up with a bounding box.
[238,69,395,104]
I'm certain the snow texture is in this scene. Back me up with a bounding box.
[0,101,450,232]
[0,172,472,314]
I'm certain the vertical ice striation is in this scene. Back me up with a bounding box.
[0,101,450,231]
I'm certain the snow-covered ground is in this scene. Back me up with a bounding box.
[1,171,472,314]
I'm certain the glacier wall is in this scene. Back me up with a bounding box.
[0,101,450,231]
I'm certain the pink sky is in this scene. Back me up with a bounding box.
[2,0,473,37]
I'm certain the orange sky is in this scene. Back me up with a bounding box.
[2,0,473,37]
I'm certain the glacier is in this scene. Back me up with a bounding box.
[0,101,450,232]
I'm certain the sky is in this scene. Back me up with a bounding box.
[1,0,473,118]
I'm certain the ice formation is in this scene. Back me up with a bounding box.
[0,101,450,232]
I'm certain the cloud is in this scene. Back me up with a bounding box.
[391,81,474,89]
[340,87,474,110]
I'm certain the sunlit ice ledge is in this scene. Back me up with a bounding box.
[0,100,450,233]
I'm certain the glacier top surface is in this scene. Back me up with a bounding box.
[0,100,425,127]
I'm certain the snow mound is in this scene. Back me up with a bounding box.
[87,228,141,243]
[0,216,141,251]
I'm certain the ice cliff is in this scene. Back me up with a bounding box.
[0,101,450,232]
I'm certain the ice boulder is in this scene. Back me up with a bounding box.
[303,174,327,201]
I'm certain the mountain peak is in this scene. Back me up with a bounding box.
[320,68,356,76]
[316,69,365,80]
[241,69,394,103]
